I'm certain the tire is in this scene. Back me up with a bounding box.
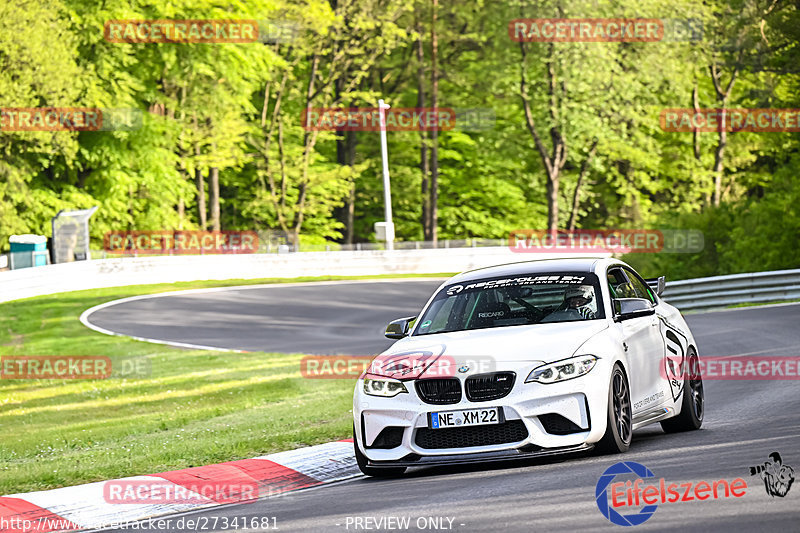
[595,364,632,455]
[660,349,704,433]
[353,425,407,477]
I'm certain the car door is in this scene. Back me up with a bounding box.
[624,267,689,406]
[607,267,666,415]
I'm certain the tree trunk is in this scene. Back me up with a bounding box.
[692,82,701,160]
[288,54,320,249]
[568,138,598,231]
[416,18,431,241]
[345,182,356,244]
[709,62,739,207]
[195,168,207,230]
[519,42,567,231]
[429,0,439,245]
[334,67,358,244]
[210,167,220,231]
[336,129,357,244]
[546,171,558,230]
[712,128,727,207]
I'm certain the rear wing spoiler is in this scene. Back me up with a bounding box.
[645,276,666,297]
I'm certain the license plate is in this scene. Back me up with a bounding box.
[429,407,501,429]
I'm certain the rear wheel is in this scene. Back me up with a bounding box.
[661,350,704,433]
[353,426,407,477]
[595,364,632,454]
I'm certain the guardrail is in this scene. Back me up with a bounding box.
[661,268,800,311]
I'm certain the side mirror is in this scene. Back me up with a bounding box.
[645,276,666,297]
[384,316,417,339]
[614,298,655,322]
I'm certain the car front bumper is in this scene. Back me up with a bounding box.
[353,359,612,464]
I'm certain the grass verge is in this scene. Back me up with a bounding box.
[0,273,452,495]
[724,298,800,309]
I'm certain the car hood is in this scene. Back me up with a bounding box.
[370,321,608,380]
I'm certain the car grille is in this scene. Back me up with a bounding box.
[415,378,462,404]
[414,420,528,449]
[465,372,516,402]
[538,413,586,435]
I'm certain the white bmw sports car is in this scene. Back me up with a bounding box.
[353,258,704,476]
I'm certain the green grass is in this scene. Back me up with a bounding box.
[0,273,452,495]
[724,298,800,309]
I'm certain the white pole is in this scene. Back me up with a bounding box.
[378,99,394,251]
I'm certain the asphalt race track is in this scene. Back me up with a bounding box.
[89,282,800,533]
[85,279,446,354]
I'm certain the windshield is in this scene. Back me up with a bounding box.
[414,272,605,335]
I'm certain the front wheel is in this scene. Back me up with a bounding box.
[660,350,704,433]
[595,364,632,454]
[353,426,407,477]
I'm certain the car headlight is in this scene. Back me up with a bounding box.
[525,355,598,384]
[363,377,408,397]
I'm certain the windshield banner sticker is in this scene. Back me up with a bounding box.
[446,275,587,296]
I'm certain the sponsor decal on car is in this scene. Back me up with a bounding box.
[445,275,587,297]
[633,390,664,411]
[659,319,688,401]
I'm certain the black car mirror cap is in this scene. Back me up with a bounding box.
[614,298,656,322]
[384,316,418,339]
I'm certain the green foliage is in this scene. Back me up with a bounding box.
[0,0,797,275]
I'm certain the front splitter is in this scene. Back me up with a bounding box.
[367,443,594,468]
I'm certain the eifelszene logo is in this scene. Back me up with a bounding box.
[596,462,658,526]
[749,452,795,498]
[596,461,748,526]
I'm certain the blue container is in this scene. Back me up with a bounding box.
[9,235,48,268]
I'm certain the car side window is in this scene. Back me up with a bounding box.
[607,268,636,299]
[624,268,657,304]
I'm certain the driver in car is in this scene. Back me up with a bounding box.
[563,285,596,320]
